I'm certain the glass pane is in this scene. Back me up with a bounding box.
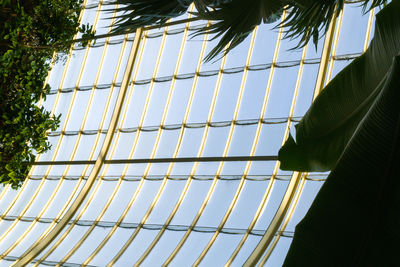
[157,31,185,78]
[142,81,172,127]
[200,233,243,267]
[141,230,186,266]
[237,69,270,120]
[101,180,140,222]
[88,227,134,265]
[285,179,324,232]
[231,235,263,266]
[79,180,118,221]
[264,236,292,267]
[211,73,242,122]
[45,225,90,262]
[122,180,163,223]
[114,229,160,266]
[7,180,41,217]
[227,125,258,156]
[264,66,299,118]
[250,23,280,65]
[224,180,270,229]
[169,231,214,266]
[146,180,186,224]
[196,180,240,227]
[335,4,370,55]
[24,180,59,218]
[170,180,213,226]
[254,180,290,230]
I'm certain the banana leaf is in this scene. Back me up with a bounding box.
[283,54,400,266]
[278,0,400,171]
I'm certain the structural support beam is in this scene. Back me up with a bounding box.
[29,155,279,165]
[244,9,339,266]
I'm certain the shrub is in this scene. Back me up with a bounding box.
[0,0,93,189]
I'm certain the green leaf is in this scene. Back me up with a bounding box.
[283,54,400,266]
[191,0,285,62]
[106,0,190,33]
[279,0,400,171]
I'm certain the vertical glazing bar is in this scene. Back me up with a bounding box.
[62,23,173,265]
[239,42,308,266]
[12,27,143,267]
[193,27,258,265]
[257,8,377,265]
[33,31,131,265]
[326,9,344,84]
[243,172,301,267]
[0,0,91,248]
[117,20,211,267]
[363,9,375,52]
[243,8,339,267]
[66,29,150,266]
[32,6,130,264]
[0,2,108,259]
[115,12,195,266]
[104,26,170,265]
[256,7,377,265]
[163,39,229,267]
[225,11,287,265]
[258,174,307,265]
[73,31,149,265]
[35,31,142,265]
[313,7,340,98]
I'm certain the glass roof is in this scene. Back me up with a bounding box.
[0,1,376,266]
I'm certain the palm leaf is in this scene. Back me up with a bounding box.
[283,53,400,266]
[105,0,387,62]
[278,0,400,171]
[105,0,227,34]
[105,0,192,33]
[192,0,285,62]
[282,0,341,49]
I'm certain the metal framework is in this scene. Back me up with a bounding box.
[0,1,375,266]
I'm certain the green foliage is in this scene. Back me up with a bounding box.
[192,0,284,62]
[0,0,92,189]
[106,0,387,61]
[284,54,400,266]
[281,0,400,264]
[278,0,400,171]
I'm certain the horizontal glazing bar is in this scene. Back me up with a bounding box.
[2,256,98,267]
[47,117,302,136]
[0,215,294,237]
[71,17,200,44]
[47,53,361,94]
[29,156,279,166]
[29,174,319,181]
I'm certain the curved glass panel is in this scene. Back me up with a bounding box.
[0,1,375,265]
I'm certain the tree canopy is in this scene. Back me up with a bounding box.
[0,0,93,189]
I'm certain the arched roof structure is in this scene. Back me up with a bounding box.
[0,1,376,266]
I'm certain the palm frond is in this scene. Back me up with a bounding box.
[105,0,388,61]
[283,0,388,49]
[192,0,285,62]
[106,0,193,33]
[193,0,218,12]
[282,0,341,49]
